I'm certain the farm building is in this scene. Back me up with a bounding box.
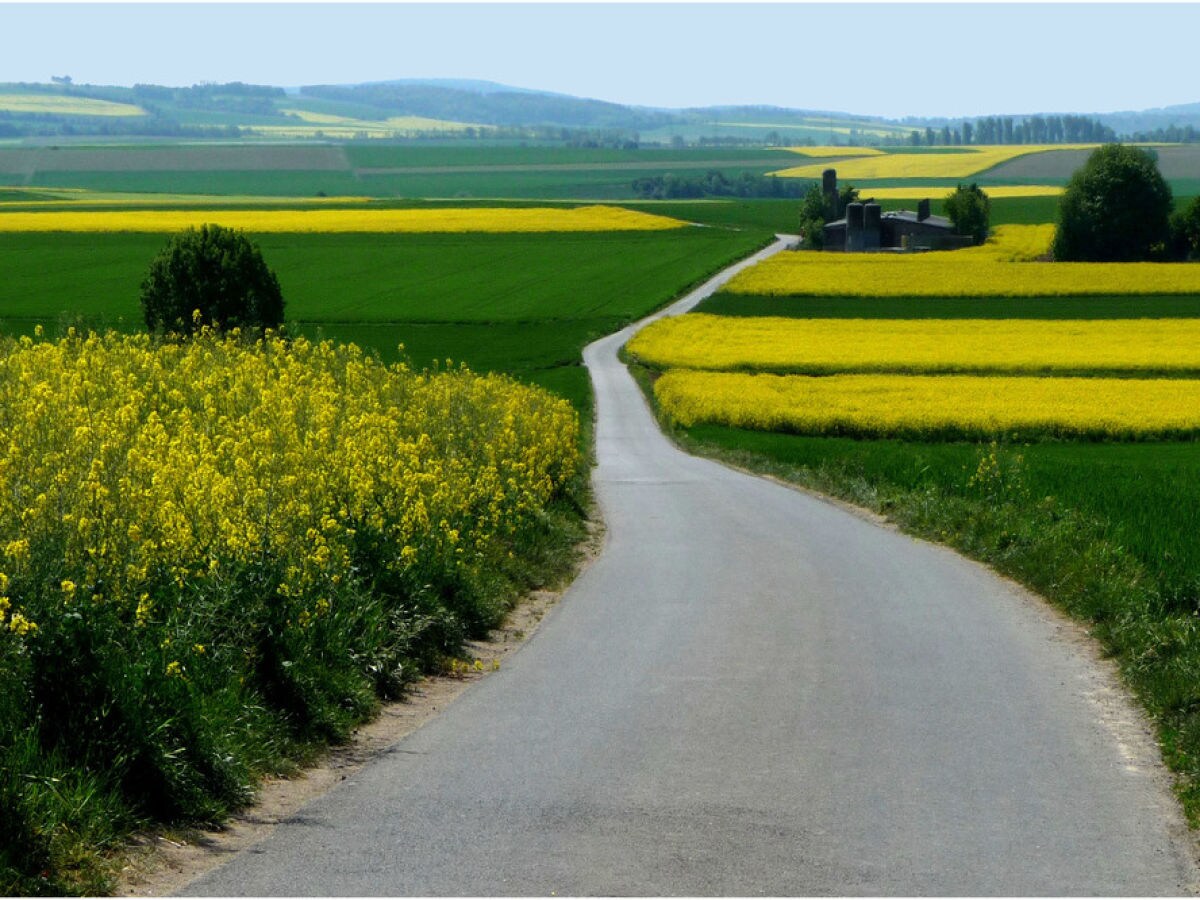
[820,169,973,252]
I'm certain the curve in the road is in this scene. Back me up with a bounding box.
[183,236,1200,896]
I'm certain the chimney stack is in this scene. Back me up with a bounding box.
[917,199,931,222]
[823,169,839,217]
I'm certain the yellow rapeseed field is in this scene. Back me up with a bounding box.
[0,327,578,641]
[724,224,1200,296]
[858,185,1064,199]
[781,146,885,158]
[248,114,487,139]
[770,144,1099,180]
[0,205,688,233]
[0,93,146,117]
[628,314,1200,375]
[251,109,487,138]
[653,369,1200,440]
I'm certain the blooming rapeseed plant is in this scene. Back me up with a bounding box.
[0,325,579,731]
[652,369,1200,440]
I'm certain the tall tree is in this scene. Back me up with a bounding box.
[944,183,992,245]
[141,225,285,335]
[1052,144,1173,262]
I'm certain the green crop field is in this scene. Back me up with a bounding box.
[25,169,369,197]
[344,144,790,168]
[698,293,1200,319]
[0,226,770,416]
[983,144,1200,183]
[0,229,765,324]
[24,165,795,201]
[1,142,797,200]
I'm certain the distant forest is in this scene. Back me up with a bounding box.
[631,171,807,200]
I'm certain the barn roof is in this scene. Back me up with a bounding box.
[883,210,953,229]
[825,210,954,230]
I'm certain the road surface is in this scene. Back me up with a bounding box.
[184,236,1199,895]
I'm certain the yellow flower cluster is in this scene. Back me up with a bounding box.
[0,205,688,234]
[770,144,1099,180]
[629,314,1200,376]
[723,225,1200,297]
[0,571,37,635]
[653,370,1200,440]
[0,328,578,641]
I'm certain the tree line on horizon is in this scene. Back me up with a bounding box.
[899,114,1119,148]
[2,80,1198,145]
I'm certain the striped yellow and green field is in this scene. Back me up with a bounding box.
[0,198,706,416]
[633,314,1200,441]
[627,218,1200,443]
[0,202,767,415]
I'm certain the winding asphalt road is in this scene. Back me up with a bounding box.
[185,236,1200,895]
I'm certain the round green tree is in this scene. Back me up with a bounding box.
[140,224,285,335]
[1051,144,1173,262]
[944,182,991,245]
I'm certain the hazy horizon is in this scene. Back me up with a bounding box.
[3,3,1200,120]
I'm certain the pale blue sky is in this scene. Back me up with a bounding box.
[2,3,1198,119]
